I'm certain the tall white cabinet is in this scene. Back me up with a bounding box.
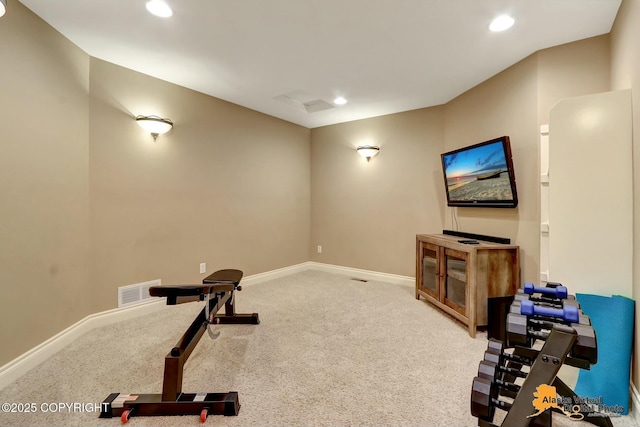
[541,90,632,297]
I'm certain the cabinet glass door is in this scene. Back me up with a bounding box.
[443,249,467,314]
[420,243,438,298]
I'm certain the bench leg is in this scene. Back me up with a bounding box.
[211,290,260,324]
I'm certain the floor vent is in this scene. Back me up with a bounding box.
[118,279,161,308]
[351,278,368,283]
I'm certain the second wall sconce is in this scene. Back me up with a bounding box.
[136,115,173,141]
[356,145,380,162]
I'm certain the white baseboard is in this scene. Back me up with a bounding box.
[630,383,640,423]
[307,261,415,287]
[0,299,166,391]
[240,262,311,286]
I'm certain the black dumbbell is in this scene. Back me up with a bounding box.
[479,359,527,381]
[484,339,535,399]
[478,360,524,392]
[506,312,536,347]
[483,349,532,393]
[471,376,514,421]
[478,358,526,399]
[484,339,535,367]
[569,323,597,363]
[506,312,597,364]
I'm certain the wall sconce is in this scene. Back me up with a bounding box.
[0,0,7,18]
[136,115,173,141]
[356,145,380,162]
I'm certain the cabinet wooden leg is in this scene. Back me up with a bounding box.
[468,321,476,338]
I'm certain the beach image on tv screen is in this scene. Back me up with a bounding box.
[442,141,514,201]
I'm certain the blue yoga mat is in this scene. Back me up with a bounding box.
[574,293,635,415]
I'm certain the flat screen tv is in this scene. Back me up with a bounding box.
[440,136,518,208]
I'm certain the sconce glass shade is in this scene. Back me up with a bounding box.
[136,115,173,139]
[356,145,380,162]
[0,0,7,18]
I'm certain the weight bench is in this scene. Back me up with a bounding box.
[100,269,259,423]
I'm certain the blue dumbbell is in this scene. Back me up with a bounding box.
[523,282,568,299]
[520,299,579,323]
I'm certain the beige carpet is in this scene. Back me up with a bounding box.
[0,270,635,426]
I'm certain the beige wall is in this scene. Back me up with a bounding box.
[88,58,310,313]
[310,107,445,276]
[310,36,610,284]
[444,55,539,283]
[610,0,640,390]
[537,35,611,125]
[0,2,310,366]
[0,1,91,365]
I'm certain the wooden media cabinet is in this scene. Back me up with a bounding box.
[415,234,519,337]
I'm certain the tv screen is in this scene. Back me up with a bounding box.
[440,136,518,208]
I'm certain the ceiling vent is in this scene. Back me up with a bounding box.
[274,90,335,114]
[302,99,334,113]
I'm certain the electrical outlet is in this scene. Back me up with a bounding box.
[317,245,322,254]
[199,263,206,274]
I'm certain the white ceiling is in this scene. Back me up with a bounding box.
[18,0,621,129]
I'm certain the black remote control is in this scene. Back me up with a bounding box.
[458,239,479,244]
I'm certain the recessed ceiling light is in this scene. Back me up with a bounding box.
[146,0,173,18]
[334,96,348,106]
[489,15,515,32]
[0,0,6,18]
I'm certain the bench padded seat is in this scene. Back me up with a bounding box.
[149,284,215,298]
[203,269,243,286]
[148,269,243,304]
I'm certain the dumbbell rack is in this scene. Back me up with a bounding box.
[471,282,613,427]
